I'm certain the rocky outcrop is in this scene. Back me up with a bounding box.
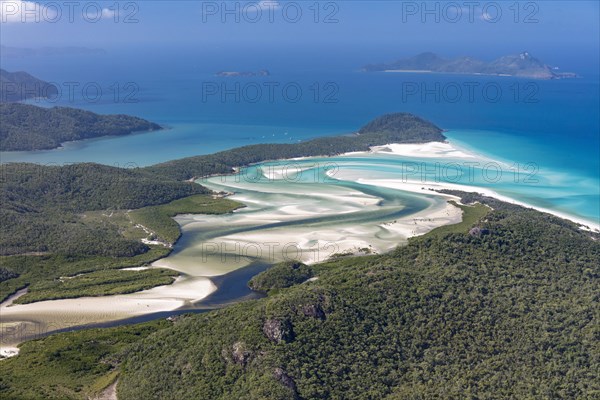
[222,341,253,366]
[469,227,490,237]
[232,341,251,365]
[273,367,297,392]
[263,319,294,344]
[301,303,326,320]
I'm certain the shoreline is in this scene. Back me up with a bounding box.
[192,164,470,269]
[2,138,597,352]
[379,69,570,80]
[355,176,600,232]
[333,141,600,232]
[0,275,217,351]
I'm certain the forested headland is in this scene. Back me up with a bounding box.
[0,103,162,151]
[1,192,598,399]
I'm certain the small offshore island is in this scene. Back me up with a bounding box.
[1,112,599,399]
[363,51,579,79]
[215,69,271,77]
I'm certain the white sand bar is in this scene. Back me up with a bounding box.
[5,139,596,351]
[370,142,479,159]
[0,276,215,348]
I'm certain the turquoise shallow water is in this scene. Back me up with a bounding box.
[444,130,599,223]
[1,50,598,342]
[0,123,337,166]
[1,50,598,224]
[256,151,599,224]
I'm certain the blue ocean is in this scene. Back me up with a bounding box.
[1,46,598,224]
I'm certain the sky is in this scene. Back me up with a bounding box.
[1,1,599,72]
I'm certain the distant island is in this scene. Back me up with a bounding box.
[0,69,58,102]
[0,103,162,151]
[215,69,270,77]
[363,52,578,80]
[2,112,598,399]
[0,70,162,151]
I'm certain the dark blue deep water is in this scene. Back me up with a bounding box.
[1,46,598,222]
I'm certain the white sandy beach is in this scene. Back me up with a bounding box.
[210,198,463,265]
[370,141,478,159]
[352,175,600,232]
[154,183,390,275]
[334,141,600,232]
[3,139,596,353]
[0,275,216,351]
[173,168,467,272]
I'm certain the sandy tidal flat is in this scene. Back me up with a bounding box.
[370,142,479,159]
[0,275,216,350]
[349,176,600,232]
[7,139,589,352]
[334,141,600,231]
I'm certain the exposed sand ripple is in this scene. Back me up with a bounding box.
[5,140,533,349]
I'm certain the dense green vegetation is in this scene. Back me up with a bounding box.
[357,112,442,139]
[0,319,171,399]
[115,194,600,399]
[15,267,178,305]
[145,113,445,180]
[248,261,314,294]
[0,172,240,302]
[0,267,19,282]
[0,162,208,256]
[423,200,490,238]
[130,194,243,244]
[0,193,241,303]
[0,107,440,157]
[0,103,162,151]
[0,249,170,304]
[3,193,597,399]
[0,69,58,103]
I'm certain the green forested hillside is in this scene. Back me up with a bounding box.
[0,112,444,255]
[0,196,242,305]
[0,319,171,399]
[0,163,242,303]
[0,162,207,256]
[114,195,599,399]
[0,103,162,151]
[1,195,598,399]
[145,113,445,180]
[248,261,314,294]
